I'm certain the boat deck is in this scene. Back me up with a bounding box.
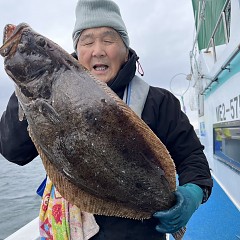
[170,178,240,240]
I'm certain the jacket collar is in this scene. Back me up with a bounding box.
[107,48,138,95]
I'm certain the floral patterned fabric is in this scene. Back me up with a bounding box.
[39,177,99,240]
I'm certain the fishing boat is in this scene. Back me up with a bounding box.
[190,0,240,210]
[3,0,240,239]
[182,0,240,238]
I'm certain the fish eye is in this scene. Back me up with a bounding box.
[36,37,46,47]
[18,43,25,53]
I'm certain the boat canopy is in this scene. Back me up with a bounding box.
[192,0,229,50]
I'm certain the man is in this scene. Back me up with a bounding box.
[0,0,213,239]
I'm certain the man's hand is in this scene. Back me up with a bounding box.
[153,183,203,233]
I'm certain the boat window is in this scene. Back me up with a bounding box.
[213,121,240,173]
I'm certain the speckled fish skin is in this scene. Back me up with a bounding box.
[0,23,177,219]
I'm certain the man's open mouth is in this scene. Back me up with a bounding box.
[93,64,108,71]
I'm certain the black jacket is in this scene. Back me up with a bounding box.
[0,49,212,240]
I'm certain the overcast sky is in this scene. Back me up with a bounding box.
[0,0,198,126]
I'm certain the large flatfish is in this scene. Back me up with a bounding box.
[0,23,185,239]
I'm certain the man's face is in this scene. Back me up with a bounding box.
[77,27,128,83]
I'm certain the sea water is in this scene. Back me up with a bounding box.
[0,155,45,239]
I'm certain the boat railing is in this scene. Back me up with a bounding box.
[204,0,231,63]
[200,44,240,95]
[4,217,40,240]
[191,0,206,55]
[191,0,230,61]
[190,0,233,95]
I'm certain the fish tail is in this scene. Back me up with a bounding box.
[171,226,186,240]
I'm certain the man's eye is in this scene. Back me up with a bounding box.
[79,40,94,46]
[104,40,114,44]
[83,42,94,46]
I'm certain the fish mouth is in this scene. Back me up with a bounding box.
[0,23,30,57]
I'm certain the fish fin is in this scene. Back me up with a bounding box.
[14,89,26,121]
[3,24,16,44]
[18,102,26,121]
[36,100,61,124]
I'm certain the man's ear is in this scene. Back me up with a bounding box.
[125,48,129,62]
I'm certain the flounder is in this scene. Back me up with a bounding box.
[0,23,181,228]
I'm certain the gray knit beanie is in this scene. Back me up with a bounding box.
[72,0,130,51]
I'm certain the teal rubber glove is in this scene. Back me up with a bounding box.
[153,183,203,233]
